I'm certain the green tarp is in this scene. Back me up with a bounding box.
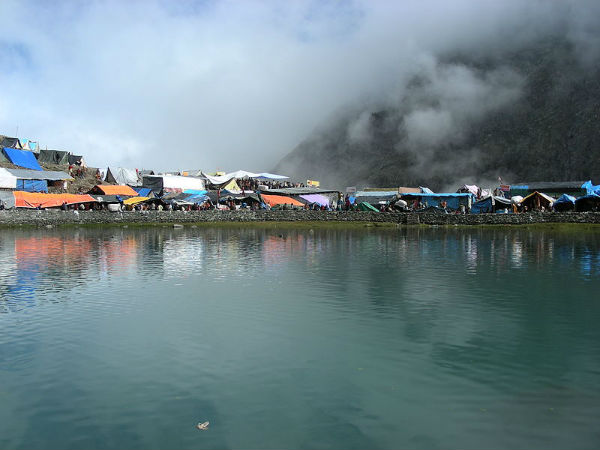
[37,150,70,165]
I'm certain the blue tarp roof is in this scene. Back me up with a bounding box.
[581,180,600,195]
[3,147,43,171]
[134,187,152,197]
[555,194,576,204]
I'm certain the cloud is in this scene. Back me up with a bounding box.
[0,0,596,173]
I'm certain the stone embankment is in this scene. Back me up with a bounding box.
[1,209,600,227]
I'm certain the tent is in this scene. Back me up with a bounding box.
[13,192,96,209]
[3,148,43,170]
[18,139,38,151]
[471,195,513,214]
[575,193,600,212]
[353,190,398,205]
[519,191,555,211]
[400,192,474,210]
[0,136,21,148]
[553,194,576,212]
[581,180,600,196]
[357,201,379,212]
[133,187,153,197]
[105,167,141,186]
[68,155,85,166]
[260,194,304,207]
[0,190,16,209]
[299,194,330,207]
[36,150,70,165]
[142,175,205,193]
[222,179,241,192]
[92,184,139,196]
[122,196,150,206]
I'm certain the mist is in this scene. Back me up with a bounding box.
[0,0,597,176]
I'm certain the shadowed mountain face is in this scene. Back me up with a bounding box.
[274,36,600,191]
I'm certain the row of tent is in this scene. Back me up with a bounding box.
[0,147,84,171]
[0,135,39,152]
[101,167,290,190]
[0,168,71,193]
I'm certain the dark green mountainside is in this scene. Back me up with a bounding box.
[274,37,600,191]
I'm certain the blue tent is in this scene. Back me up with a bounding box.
[581,180,600,196]
[134,187,152,197]
[3,147,43,171]
[401,192,474,210]
[16,179,48,192]
[553,194,576,211]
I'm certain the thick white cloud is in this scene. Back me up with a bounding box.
[0,0,594,172]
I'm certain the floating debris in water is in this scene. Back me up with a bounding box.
[197,421,209,430]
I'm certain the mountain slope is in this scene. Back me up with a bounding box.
[274,37,600,191]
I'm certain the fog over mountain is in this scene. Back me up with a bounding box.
[0,1,598,182]
[274,1,600,190]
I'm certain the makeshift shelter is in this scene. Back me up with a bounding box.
[122,196,150,206]
[0,190,16,209]
[519,191,555,211]
[353,190,398,205]
[470,195,513,214]
[581,180,600,196]
[133,187,153,197]
[105,167,141,186]
[575,193,600,212]
[0,136,21,148]
[3,148,43,171]
[18,139,38,152]
[357,201,379,212]
[142,175,205,193]
[68,155,85,166]
[510,181,587,198]
[0,168,70,193]
[91,184,139,196]
[222,179,241,192]
[36,150,70,165]
[553,194,576,212]
[400,192,474,211]
[299,194,330,207]
[13,192,96,209]
[260,194,304,208]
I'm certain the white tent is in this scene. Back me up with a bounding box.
[201,170,289,186]
[105,167,141,186]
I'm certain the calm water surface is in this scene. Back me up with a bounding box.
[1,225,599,449]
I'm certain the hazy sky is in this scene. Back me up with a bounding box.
[0,0,596,172]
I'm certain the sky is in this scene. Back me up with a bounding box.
[0,0,597,173]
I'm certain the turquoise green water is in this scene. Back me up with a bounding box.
[1,225,599,449]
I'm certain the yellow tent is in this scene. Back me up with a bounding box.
[222,179,241,191]
[122,196,150,205]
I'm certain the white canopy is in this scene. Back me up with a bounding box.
[202,170,289,185]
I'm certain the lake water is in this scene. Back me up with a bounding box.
[1,225,599,449]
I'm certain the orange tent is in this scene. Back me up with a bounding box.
[94,184,138,196]
[14,191,96,208]
[260,194,304,207]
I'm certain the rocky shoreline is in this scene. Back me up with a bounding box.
[1,209,600,227]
